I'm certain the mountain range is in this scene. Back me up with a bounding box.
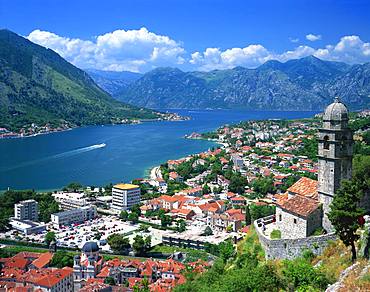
[0,29,159,132]
[85,69,142,96]
[89,56,370,111]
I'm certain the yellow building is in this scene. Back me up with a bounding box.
[112,183,141,211]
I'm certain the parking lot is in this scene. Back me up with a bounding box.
[49,216,139,250]
[0,214,235,253]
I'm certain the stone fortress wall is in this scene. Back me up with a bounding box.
[254,216,337,260]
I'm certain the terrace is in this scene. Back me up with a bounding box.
[254,215,278,239]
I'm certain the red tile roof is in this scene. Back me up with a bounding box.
[34,267,73,288]
[158,195,178,203]
[31,252,53,269]
[287,177,318,199]
[280,195,320,217]
[2,257,29,270]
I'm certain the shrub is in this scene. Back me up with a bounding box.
[270,229,281,239]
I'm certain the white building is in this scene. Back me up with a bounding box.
[51,206,97,226]
[9,218,46,235]
[15,199,39,221]
[111,183,141,211]
[52,192,90,210]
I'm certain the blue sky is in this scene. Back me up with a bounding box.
[1,0,370,72]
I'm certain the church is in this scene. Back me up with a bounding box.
[273,97,368,239]
[73,242,104,291]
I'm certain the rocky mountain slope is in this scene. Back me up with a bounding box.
[0,29,158,131]
[86,69,142,96]
[116,56,370,110]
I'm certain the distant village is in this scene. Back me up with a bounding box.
[0,112,188,139]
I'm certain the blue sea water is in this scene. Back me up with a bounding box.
[0,109,318,190]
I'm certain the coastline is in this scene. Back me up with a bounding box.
[0,115,190,140]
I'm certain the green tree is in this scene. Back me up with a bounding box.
[0,218,10,232]
[177,219,186,232]
[250,204,276,221]
[132,235,146,255]
[120,210,129,221]
[245,205,251,225]
[202,184,211,195]
[63,182,83,192]
[251,177,275,197]
[144,235,152,250]
[203,226,213,236]
[131,204,142,216]
[282,258,329,290]
[50,251,74,268]
[329,154,369,262]
[160,215,172,228]
[104,276,116,286]
[107,234,130,253]
[138,224,150,233]
[229,173,248,194]
[45,231,56,246]
[219,240,235,263]
[128,212,139,224]
[328,180,364,262]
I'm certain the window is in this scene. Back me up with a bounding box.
[294,218,297,224]
[323,135,330,150]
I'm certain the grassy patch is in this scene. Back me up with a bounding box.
[270,229,281,239]
[238,225,265,260]
[312,240,352,283]
[150,244,212,263]
[0,246,49,257]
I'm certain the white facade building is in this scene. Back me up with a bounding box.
[51,206,97,226]
[112,184,141,211]
[9,218,46,235]
[52,192,90,210]
[15,199,39,221]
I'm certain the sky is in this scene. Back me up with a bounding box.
[1,0,370,73]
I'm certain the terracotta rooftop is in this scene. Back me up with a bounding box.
[287,177,318,199]
[31,252,53,269]
[2,257,29,270]
[158,195,178,203]
[35,267,73,288]
[280,195,320,217]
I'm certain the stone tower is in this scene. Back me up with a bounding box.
[73,255,82,291]
[318,97,353,232]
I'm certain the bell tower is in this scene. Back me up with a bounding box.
[318,97,353,232]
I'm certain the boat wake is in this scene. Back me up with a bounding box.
[49,143,106,159]
[0,143,106,172]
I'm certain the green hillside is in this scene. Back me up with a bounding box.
[175,227,370,292]
[0,29,159,132]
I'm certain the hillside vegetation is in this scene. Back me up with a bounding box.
[0,29,159,132]
[175,227,370,292]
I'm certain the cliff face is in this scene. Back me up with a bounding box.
[114,56,369,110]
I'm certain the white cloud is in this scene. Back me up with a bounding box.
[278,45,316,62]
[306,34,322,41]
[314,35,370,64]
[190,35,370,71]
[27,28,185,72]
[289,37,299,43]
[27,29,370,72]
[190,45,273,71]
